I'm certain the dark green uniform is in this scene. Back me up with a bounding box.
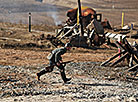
[48,47,67,65]
[37,47,71,83]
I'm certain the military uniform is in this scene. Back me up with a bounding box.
[37,47,71,83]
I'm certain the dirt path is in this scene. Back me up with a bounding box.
[0,47,117,67]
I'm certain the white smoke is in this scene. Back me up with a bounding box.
[49,6,62,26]
[44,0,62,25]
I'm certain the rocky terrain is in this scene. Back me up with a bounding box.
[0,62,138,102]
[0,22,137,102]
[0,0,138,102]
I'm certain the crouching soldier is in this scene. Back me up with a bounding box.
[36,43,72,83]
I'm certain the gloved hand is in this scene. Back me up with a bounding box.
[56,62,61,66]
[57,60,63,66]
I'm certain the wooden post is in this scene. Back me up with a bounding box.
[56,28,64,38]
[116,41,126,52]
[110,52,129,67]
[29,12,31,32]
[129,54,134,67]
[78,0,84,36]
[118,35,122,58]
[59,23,77,40]
[124,39,138,59]
[116,40,138,64]
[131,23,133,30]
[128,64,138,72]
[100,50,126,66]
[121,12,124,28]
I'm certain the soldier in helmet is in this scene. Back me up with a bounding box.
[36,43,72,83]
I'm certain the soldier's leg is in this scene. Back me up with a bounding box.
[57,64,71,83]
[36,66,54,80]
[36,60,54,80]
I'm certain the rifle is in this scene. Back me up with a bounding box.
[61,60,73,67]
[45,60,73,71]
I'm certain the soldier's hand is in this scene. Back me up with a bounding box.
[59,60,63,63]
[56,62,61,66]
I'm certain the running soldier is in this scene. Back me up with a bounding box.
[36,43,72,83]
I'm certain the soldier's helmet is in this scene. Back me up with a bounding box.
[65,43,72,48]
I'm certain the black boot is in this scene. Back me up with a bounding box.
[64,78,71,83]
[60,70,71,83]
[36,70,47,81]
[36,66,54,81]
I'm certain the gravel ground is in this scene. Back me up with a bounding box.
[0,62,138,102]
[0,0,138,101]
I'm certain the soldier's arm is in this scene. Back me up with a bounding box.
[55,51,63,63]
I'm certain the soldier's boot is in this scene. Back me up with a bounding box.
[36,70,48,81]
[36,66,54,81]
[60,69,71,83]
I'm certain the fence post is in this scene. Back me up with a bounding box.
[118,35,122,58]
[121,12,124,28]
[29,12,31,32]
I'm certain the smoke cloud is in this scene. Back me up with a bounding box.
[49,6,62,26]
[44,0,62,25]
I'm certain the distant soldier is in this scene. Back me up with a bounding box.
[36,43,72,83]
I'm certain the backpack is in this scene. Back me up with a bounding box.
[47,53,54,60]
